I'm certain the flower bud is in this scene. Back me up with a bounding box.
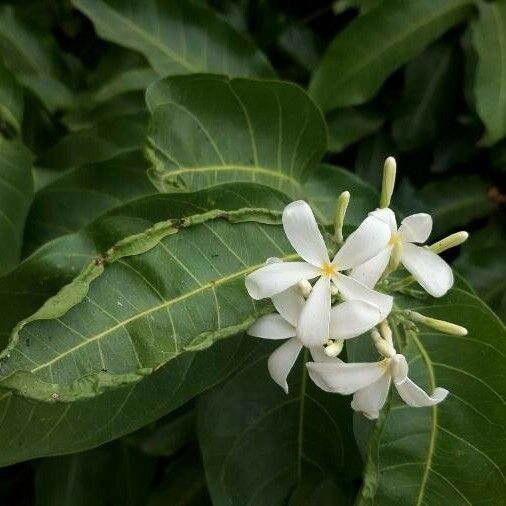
[333,191,350,244]
[430,231,469,255]
[297,279,312,298]
[324,339,344,357]
[405,310,468,336]
[380,156,396,208]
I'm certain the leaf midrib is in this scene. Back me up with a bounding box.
[75,0,197,73]
[329,1,469,89]
[27,252,297,374]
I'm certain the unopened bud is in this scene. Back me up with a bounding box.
[380,156,396,208]
[430,231,469,255]
[405,310,468,336]
[297,279,312,298]
[330,284,339,296]
[379,320,393,346]
[333,191,350,244]
[371,327,396,358]
[324,339,344,357]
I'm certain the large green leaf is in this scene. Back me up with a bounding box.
[471,1,506,145]
[327,105,384,153]
[392,43,458,150]
[0,58,23,136]
[71,0,274,78]
[197,341,361,505]
[0,184,290,401]
[23,151,155,255]
[0,138,33,274]
[395,175,495,238]
[146,74,327,197]
[357,288,506,504]
[38,112,148,169]
[303,164,378,227]
[0,334,255,468]
[35,443,156,506]
[309,0,474,111]
[0,5,74,111]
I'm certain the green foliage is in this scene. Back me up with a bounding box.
[0,0,504,504]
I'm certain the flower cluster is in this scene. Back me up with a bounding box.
[245,157,468,419]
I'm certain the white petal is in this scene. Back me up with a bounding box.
[332,273,393,319]
[306,360,388,395]
[282,200,329,266]
[332,215,391,270]
[401,243,453,297]
[271,287,305,327]
[245,262,320,299]
[369,208,397,233]
[297,276,331,347]
[394,377,449,407]
[247,314,296,340]
[268,338,303,393]
[329,300,382,339]
[398,213,432,244]
[351,373,391,419]
[350,247,391,288]
[309,346,344,363]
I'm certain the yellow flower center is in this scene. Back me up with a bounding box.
[321,262,337,278]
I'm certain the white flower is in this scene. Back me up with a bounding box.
[306,353,448,419]
[248,277,383,393]
[245,201,393,347]
[351,208,453,297]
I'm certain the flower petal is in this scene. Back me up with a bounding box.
[306,360,388,395]
[369,208,397,233]
[398,213,432,243]
[401,243,453,297]
[394,377,449,407]
[245,262,320,299]
[332,215,391,270]
[332,273,393,319]
[351,373,391,419]
[282,200,329,266]
[350,246,391,288]
[297,276,331,347]
[247,314,296,340]
[329,300,383,339]
[268,338,303,393]
[271,287,305,328]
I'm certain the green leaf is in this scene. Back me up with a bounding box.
[355,131,395,189]
[71,0,274,78]
[357,289,506,504]
[0,58,23,136]
[303,163,378,227]
[93,67,158,103]
[392,43,459,150]
[471,1,506,145]
[23,151,156,255]
[0,138,33,274]
[146,74,327,197]
[148,447,211,506]
[197,342,361,505]
[134,407,196,457]
[309,0,474,111]
[38,112,148,169]
[0,335,254,468]
[396,175,495,237]
[455,222,506,321]
[327,106,384,153]
[0,5,74,111]
[35,443,156,506]
[0,184,290,401]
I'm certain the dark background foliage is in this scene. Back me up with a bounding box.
[0,0,504,504]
